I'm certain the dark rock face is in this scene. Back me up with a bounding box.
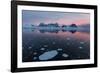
[70,24,77,27]
[48,23,59,27]
[39,23,47,27]
[62,25,67,28]
[39,23,59,27]
[38,23,78,28]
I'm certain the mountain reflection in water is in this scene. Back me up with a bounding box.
[22,28,90,62]
[39,29,77,33]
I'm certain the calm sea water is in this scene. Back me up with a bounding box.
[22,28,90,62]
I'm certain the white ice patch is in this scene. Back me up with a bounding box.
[39,50,58,60]
[57,48,63,51]
[62,53,69,58]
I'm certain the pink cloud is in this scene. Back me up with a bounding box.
[73,18,90,25]
[57,18,90,25]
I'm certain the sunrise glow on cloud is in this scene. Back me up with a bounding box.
[22,10,90,26]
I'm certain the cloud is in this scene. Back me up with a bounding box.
[22,10,90,26]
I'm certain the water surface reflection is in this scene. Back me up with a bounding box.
[22,28,90,62]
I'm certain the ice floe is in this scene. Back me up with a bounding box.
[39,50,58,60]
[79,46,83,49]
[57,48,63,51]
[28,46,32,49]
[41,48,45,50]
[62,53,69,58]
[80,42,85,44]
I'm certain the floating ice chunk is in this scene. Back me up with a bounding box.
[79,46,83,49]
[62,53,69,58]
[57,48,63,51]
[39,50,58,60]
[41,48,45,50]
[28,46,32,49]
[80,42,85,44]
[33,57,37,60]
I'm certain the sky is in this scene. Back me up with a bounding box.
[22,10,90,27]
